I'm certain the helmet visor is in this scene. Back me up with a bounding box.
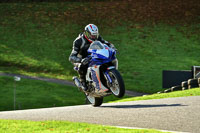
[85,31,99,41]
[90,34,98,40]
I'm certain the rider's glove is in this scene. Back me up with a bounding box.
[81,57,91,65]
[112,47,117,52]
[109,43,117,52]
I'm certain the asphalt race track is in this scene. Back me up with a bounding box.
[0,96,200,133]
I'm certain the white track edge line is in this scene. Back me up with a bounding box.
[112,125,190,133]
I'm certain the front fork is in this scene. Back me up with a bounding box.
[104,66,116,87]
[104,58,118,84]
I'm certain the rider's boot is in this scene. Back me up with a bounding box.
[81,80,88,92]
[80,76,89,92]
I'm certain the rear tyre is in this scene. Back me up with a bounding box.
[164,88,171,93]
[181,81,188,90]
[198,78,200,87]
[189,84,199,89]
[171,85,182,91]
[188,78,198,85]
[86,94,103,107]
[108,69,125,98]
[188,78,199,89]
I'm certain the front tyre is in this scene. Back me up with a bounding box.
[108,69,125,98]
[86,94,103,107]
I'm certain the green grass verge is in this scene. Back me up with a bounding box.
[0,3,200,93]
[0,119,167,133]
[0,76,84,111]
[0,76,129,111]
[111,88,200,103]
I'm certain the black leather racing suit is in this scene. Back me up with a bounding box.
[69,33,114,83]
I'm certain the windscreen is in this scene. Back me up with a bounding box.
[89,41,104,50]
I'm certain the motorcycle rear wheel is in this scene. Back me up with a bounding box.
[86,94,103,107]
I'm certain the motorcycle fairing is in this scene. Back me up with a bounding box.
[88,44,116,66]
[86,65,108,91]
[86,42,117,92]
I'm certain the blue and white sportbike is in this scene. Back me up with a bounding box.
[73,41,125,106]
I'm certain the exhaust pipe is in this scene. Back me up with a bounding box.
[73,76,82,88]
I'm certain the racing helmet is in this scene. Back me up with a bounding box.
[84,24,99,42]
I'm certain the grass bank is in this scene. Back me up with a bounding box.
[0,119,167,133]
[0,76,84,111]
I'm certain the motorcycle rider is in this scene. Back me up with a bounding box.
[69,24,117,92]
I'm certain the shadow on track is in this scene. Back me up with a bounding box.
[101,104,187,108]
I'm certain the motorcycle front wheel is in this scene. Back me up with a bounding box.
[86,94,103,107]
[108,69,125,98]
